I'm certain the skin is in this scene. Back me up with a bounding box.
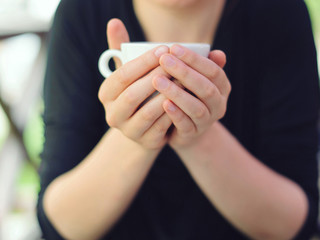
[133,0,225,43]
[44,1,308,239]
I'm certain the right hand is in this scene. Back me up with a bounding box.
[98,19,173,149]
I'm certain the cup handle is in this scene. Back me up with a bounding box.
[98,49,124,78]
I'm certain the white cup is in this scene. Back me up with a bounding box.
[98,42,211,78]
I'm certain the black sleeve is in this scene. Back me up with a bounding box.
[250,0,319,239]
[36,0,107,238]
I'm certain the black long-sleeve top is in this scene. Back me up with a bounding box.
[37,0,320,239]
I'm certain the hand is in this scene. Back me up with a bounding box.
[98,19,173,150]
[152,44,231,149]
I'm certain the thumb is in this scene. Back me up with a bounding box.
[209,50,227,69]
[106,18,130,68]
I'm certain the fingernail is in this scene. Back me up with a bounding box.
[155,76,169,90]
[154,46,168,57]
[167,101,177,112]
[171,45,184,57]
[162,55,175,67]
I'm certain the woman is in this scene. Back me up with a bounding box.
[37,0,320,239]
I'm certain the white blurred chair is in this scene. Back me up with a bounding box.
[0,0,59,239]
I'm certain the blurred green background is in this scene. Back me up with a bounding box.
[0,0,319,239]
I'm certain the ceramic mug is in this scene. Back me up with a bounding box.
[98,42,211,78]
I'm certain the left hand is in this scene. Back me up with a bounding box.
[152,44,231,149]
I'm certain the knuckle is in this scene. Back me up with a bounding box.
[203,85,217,99]
[207,66,220,80]
[122,90,138,105]
[141,54,152,67]
[226,81,232,95]
[215,99,227,120]
[141,107,157,122]
[117,67,129,86]
[141,52,157,70]
[106,112,117,127]
[151,66,167,78]
[173,111,185,124]
[217,109,226,120]
[187,53,198,67]
[169,84,180,99]
[194,106,207,120]
[181,124,195,136]
[153,122,168,136]
[219,102,227,119]
[98,90,104,103]
[98,82,108,103]
[105,105,119,127]
[179,66,190,80]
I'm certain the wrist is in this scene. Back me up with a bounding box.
[170,121,222,156]
[109,127,165,156]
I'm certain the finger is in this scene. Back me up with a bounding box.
[121,93,168,139]
[163,99,196,137]
[159,53,221,112]
[111,66,169,124]
[140,113,172,149]
[152,75,210,127]
[169,45,230,96]
[98,45,169,103]
[106,18,130,68]
[209,50,227,68]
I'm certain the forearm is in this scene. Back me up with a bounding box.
[43,128,160,240]
[173,122,308,240]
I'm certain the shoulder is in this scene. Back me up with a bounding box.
[54,0,105,24]
[50,0,124,49]
[53,0,127,27]
[242,0,314,56]
[247,0,309,20]
[246,0,311,35]
[52,0,129,37]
